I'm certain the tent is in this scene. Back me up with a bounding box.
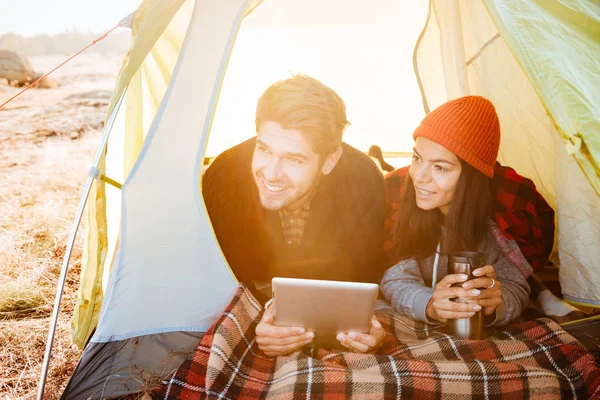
[37,0,599,398]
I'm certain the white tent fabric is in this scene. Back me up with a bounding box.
[554,134,600,306]
[92,0,242,342]
[99,0,193,307]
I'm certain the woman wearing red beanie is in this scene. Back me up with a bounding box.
[381,96,530,327]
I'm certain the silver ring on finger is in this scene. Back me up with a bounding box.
[487,278,496,289]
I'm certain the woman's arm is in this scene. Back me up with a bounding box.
[381,258,435,322]
[489,257,530,326]
[467,230,531,326]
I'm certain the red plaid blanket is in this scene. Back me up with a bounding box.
[383,164,555,271]
[152,287,600,399]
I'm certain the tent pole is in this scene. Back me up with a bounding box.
[37,90,126,400]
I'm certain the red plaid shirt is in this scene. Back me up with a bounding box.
[383,163,555,271]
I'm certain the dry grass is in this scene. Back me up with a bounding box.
[0,54,121,399]
[0,136,97,399]
[0,279,46,318]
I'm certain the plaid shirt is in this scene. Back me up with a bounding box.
[383,164,555,271]
[278,184,318,246]
[279,204,312,246]
[152,286,600,399]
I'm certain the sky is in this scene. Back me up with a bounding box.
[0,0,143,36]
[0,0,430,155]
[208,0,430,155]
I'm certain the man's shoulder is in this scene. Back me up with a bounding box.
[205,137,255,176]
[339,143,384,180]
[335,143,385,201]
[202,137,256,203]
[207,137,256,172]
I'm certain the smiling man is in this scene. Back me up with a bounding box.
[203,75,385,296]
[202,75,386,353]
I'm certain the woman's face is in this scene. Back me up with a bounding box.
[409,137,462,216]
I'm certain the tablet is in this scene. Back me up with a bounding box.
[272,277,379,349]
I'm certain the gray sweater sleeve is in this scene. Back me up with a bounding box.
[380,257,434,323]
[481,229,531,326]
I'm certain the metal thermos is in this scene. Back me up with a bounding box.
[447,251,485,339]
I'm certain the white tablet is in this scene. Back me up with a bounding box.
[272,277,379,349]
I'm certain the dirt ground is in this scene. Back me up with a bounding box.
[0,53,123,399]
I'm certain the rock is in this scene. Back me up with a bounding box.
[0,50,35,85]
[32,73,60,89]
[0,50,60,88]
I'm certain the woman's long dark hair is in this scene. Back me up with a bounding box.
[394,159,495,260]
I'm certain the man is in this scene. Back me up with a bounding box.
[202,75,387,355]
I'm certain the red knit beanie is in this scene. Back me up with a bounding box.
[413,96,500,178]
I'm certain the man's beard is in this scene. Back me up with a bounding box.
[255,177,313,211]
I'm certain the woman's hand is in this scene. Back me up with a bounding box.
[336,316,386,353]
[426,273,482,323]
[255,301,314,357]
[462,265,502,316]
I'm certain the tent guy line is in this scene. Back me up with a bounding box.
[0,15,133,110]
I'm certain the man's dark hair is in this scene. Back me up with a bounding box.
[255,75,349,157]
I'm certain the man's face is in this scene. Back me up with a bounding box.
[252,121,323,211]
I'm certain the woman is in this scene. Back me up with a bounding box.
[381,96,530,326]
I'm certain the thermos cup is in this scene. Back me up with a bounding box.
[447,251,485,339]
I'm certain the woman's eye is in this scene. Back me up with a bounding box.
[434,165,447,172]
[287,157,303,165]
[412,154,421,162]
[258,146,270,154]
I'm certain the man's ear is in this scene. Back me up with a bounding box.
[321,147,343,175]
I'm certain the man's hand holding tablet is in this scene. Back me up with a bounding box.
[255,302,315,357]
[255,278,385,356]
[336,316,386,353]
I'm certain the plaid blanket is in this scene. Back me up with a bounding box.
[152,286,600,399]
[383,164,555,271]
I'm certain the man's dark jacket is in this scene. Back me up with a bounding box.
[202,138,386,302]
